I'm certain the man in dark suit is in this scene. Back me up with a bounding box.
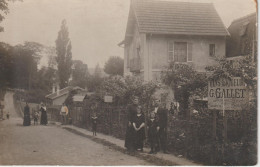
[153,98,169,154]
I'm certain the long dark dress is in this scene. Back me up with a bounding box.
[124,104,137,150]
[133,114,145,150]
[147,119,158,152]
[40,107,48,125]
[23,105,31,126]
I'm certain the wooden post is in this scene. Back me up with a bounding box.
[211,110,217,164]
[213,110,217,140]
[222,96,227,142]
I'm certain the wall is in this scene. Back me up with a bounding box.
[146,35,226,81]
[124,24,144,76]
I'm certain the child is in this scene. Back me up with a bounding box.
[133,105,145,151]
[147,112,158,154]
[91,112,98,136]
[33,110,39,125]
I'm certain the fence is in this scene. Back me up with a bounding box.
[47,101,256,165]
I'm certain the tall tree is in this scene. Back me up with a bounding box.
[104,56,124,76]
[55,19,72,89]
[0,0,20,32]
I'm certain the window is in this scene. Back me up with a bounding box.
[209,44,215,57]
[168,42,192,62]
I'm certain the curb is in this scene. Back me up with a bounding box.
[63,127,178,166]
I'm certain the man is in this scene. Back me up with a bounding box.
[153,98,169,154]
[60,103,69,125]
[124,96,139,152]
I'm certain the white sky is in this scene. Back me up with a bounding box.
[0,0,256,68]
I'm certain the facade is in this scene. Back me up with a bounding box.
[226,12,257,59]
[120,0,229,81]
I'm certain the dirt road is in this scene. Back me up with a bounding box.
[0,92,152,165]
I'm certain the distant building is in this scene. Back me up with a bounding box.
[119,0,229,81]
[45,86,86,106]
[226,13,257,60]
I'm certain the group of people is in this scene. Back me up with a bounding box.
[23,102,48,126]
[124,96,169,154]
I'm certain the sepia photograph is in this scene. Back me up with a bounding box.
[0,0,257,166]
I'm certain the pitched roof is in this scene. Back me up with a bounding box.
[128,0,229,36]
[226,12,257,57]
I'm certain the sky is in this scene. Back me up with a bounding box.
[0,0,257,68]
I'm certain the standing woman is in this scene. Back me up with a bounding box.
[124,96,139,151]
[40,103,48,125]
[23,102,31,126]
[133,105,145,151]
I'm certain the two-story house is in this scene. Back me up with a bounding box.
[119,0,229,81]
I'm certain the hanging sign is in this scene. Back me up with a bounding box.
[104,96,113,103]
[208,77,249,110]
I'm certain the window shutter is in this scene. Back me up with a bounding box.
[188,43,192,61]
[168,41,174,61]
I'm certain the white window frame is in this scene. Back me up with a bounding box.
[168,41,192,62]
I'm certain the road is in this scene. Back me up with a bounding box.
[0,92,152,165]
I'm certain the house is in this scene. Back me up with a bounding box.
[45,86,86,106]
[226,12,257,60]
[119,0,229,81]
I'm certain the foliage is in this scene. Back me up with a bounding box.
[104,56,124,76]
[0,42,13,88]
[97,75,158,105]
[70,60,89,88]
[161,62,207,118]
[56,19,73,89]
[86,64,104,92]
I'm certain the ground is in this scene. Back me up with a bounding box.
[0,92,152,165]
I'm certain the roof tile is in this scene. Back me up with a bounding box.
[132,0,229,36]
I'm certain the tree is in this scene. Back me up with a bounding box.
[161,62,207,119]
[104,56,124,76]
[70,60,89,88]
[0,0,20,32]
[0,0,10,32]
[55,19,72,89]
[0,42,13,88]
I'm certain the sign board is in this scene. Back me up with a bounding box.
[104,96,113,103]
[73,95,85,102]
[208,77,249,110]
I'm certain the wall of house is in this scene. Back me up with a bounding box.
[53,94,68,106]
[124,24,144,76]
[146,35,226,81]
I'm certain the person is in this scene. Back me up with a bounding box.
[133,105,145,151]
[147,112,158,154]
[60,103,69,125]
[33,110,39,125]
[91,112,98,136]
[124,96,139,151]
[153,98,169,154]
[40,103,48,125]
[6,112,9,119]
[23,102,31,126]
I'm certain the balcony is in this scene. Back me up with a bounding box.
[129,57,141,72]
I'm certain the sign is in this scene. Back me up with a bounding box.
[104,96,113,103]
[208,77,249,110]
